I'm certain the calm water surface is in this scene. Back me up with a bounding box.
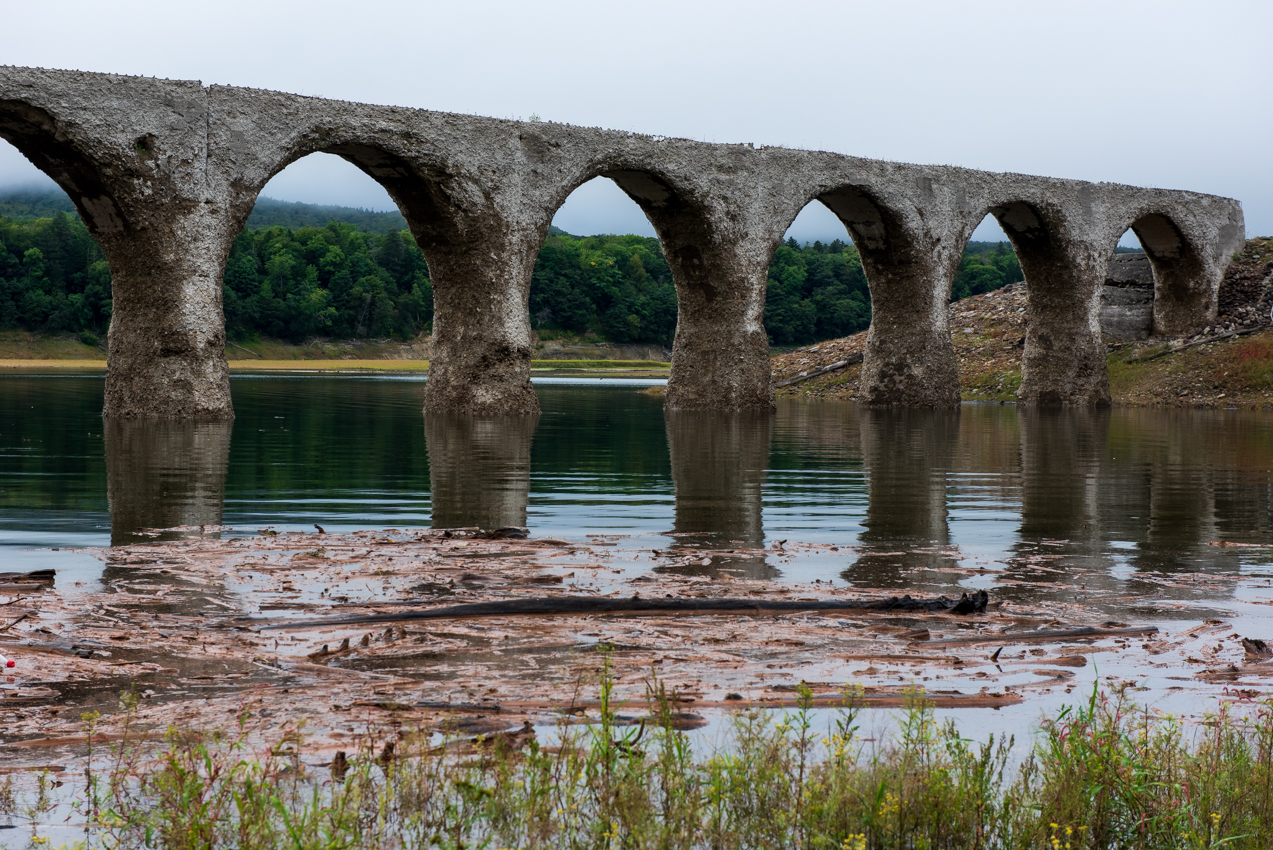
[2,373,1272,604]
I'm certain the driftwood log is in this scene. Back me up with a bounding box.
[249,589,989,630]
[773,354,864,388]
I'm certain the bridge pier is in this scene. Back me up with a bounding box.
[663,236,774,410]
[1014,239,1111,407]
[101,217,235,419]
[857,252,961,407]
[421,229,541,416]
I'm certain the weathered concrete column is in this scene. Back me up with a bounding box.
[857,256,960,407]
[665,409,773,578]
[0,70,233,418]
[422,227,542,415]
[105,418,233,545]
[425,413,538,530]
[101,215,235,418]
[662,239,773,410]
[1016,240,1111,407]
[818,189,960,407]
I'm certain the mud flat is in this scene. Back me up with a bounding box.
[3,528,1273,777]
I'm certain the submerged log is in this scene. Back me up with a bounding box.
[249,589,989,630]
[923,624,1157,647]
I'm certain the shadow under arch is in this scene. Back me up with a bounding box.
[0,100,128,236]
[1115,212,1210,337]
[967,199,1111,406]
[424,413,539,531]
[789,183,959,406]
[662,409,775,579]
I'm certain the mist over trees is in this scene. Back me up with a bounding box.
[0,188,1040,348]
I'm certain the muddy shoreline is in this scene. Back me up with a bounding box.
[4,528,1272,776]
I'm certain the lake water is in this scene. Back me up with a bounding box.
[2,373,1272,618]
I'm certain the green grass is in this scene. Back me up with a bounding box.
[11,669,1273,849]
[961,369,1021,402]
[531,360,669,369]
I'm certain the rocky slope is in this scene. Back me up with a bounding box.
[774,237,1273,408]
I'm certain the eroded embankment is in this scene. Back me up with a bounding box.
[3,528,1273,779]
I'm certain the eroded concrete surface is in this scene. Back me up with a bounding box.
[3,528,1273,779]
[0,65,1246,415]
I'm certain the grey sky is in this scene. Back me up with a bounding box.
[3,0,1269,247]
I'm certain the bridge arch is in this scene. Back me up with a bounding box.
[1112,211,1211,337]
[542,162,715,270]
[544,161,772,410]
[219,150,434,349]
[228,135,473,259]
[532,173,680,355]
[961,198,1110,406]
[0,99,128,237]
[778,183,957,406]
[760,198,868,349]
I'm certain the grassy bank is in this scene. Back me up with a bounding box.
[11,674,1273,849]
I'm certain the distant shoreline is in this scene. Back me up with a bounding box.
[0,358,670,376]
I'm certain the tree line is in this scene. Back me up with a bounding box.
[0,190,1044,348]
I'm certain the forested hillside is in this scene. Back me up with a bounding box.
[0,187,1057,348]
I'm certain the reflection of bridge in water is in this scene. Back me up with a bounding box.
[105,419,231,546]
[848,408,960,590]
[425,414,538,532]
[663,410,774,579]
[91,391,1272,610]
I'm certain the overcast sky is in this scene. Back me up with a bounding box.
[3,0,1270,247]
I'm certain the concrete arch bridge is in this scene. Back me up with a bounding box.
[0,66,1245,418]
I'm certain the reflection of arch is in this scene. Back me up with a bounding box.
[1116,212,1209,337]
[0,100,127,235]
[105,419,233,546]
[849,408,959,588]
[663,409,774,578]
[425,414,538,531]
